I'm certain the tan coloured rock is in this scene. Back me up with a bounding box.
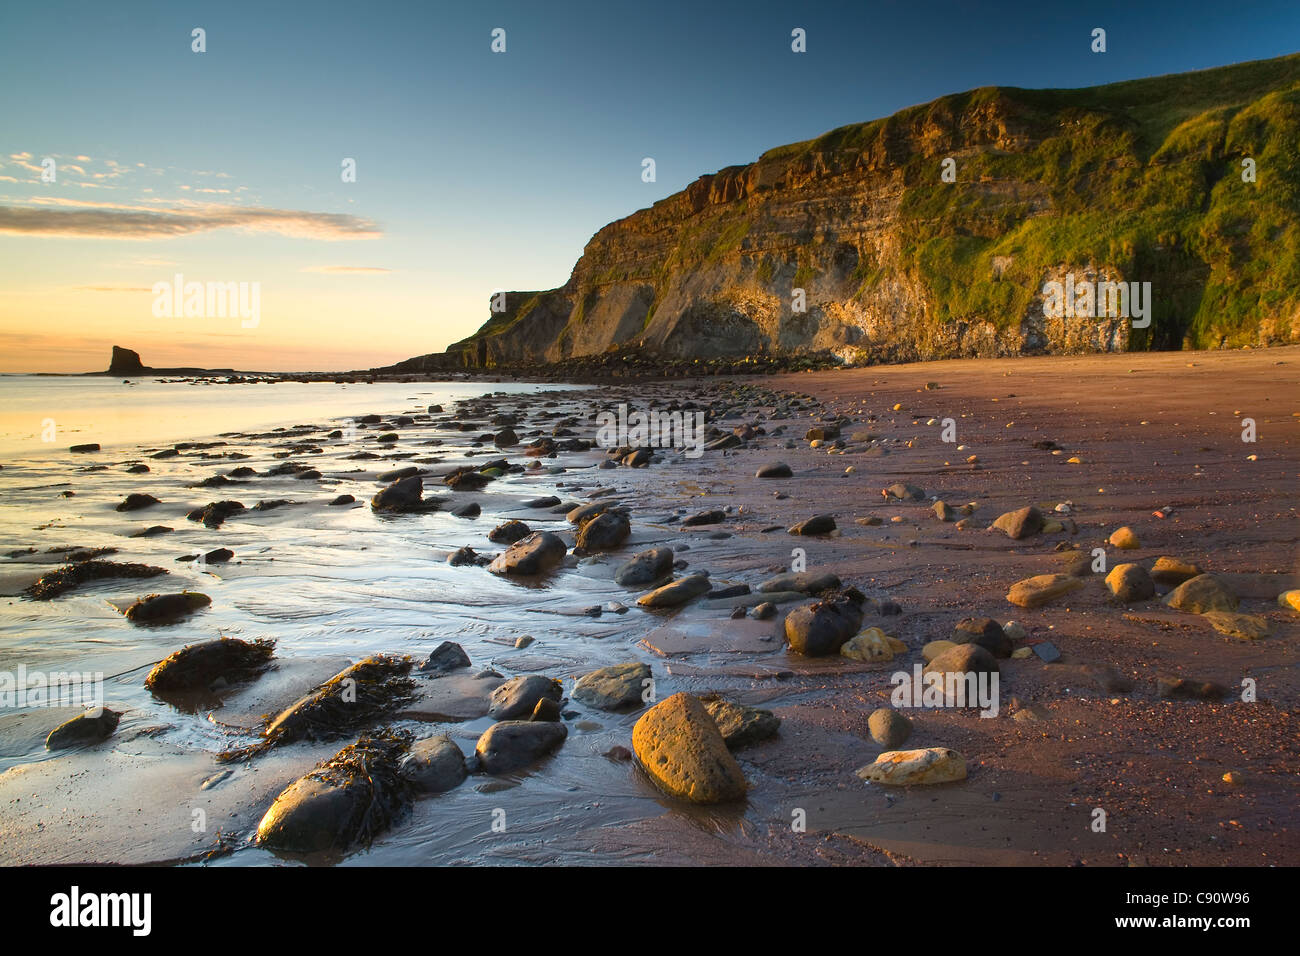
[632,693,747,803]
[856,747,967,786]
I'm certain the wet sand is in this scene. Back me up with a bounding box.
[0,347,1296,866]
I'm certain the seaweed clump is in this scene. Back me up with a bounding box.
[25,560,167,601]
[255,728,415,854]
[145,636,276,698]
[218,654,415,763]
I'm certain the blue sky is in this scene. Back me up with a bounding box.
[1,0,1297,371]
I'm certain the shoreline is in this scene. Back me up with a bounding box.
[0,346,1296,866]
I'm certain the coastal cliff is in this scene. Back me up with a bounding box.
[390,54,1300,372]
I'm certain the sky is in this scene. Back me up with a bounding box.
[1,0,1298,373]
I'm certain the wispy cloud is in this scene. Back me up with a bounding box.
[302,265,393,274]
[0,198,382,240]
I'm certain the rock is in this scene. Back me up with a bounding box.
[867,708,912,748]
[784,592,865,656]
[493,427,518,447]
[487,520,532,544]
[447,545,487,566]
[856,747,967,786]
[124,591,212,624]
[420,641,471,673]
[1279,590,1300,613]
[371,475,434,513]
[758,571,841,595]
[573,662,651,710]
[567,501,610,525]
[202,547,234,563]
[1109,526,1140,549]
[750,601,777,620]
[805,425,840,441]
[400,734,467,793]
[682,509,726,527]
[1006,573,1085,608]
[515,635,535,649]
[145,637,275,694]
[614,547,674,587]
[377,466,419,482]
[450,502,481,518]
[187,500,245,529]
[922,639,957,662]
[45,708,121,750]
[756,462,793,478]
[129,525,173,537]
[933,501,955,522]
[487,531,567,576]
[924,643,999,679]
[637,573,712,608]
[788,514,836,535]
[523,496,561,508]
[476,720,567,773]
[856,515,884,526]
[1156,677,1228,701]
[329,494,355,506]
[883,482,925,501]
[1201,611,1271,641]
[488,675,562,720]
[1105,563,1155,603]
[702,698,780,749]
[632,693,747,803]
[951,618,1011,658]
[841,626,902,661]
[575,511,631,551]
[116,493,159,512]
[1150,556,1203,585]
[993,505,1043,540]
[69,443,101,453]
[1003,621,1028,643]
[256,733,411,852]
[1164,573,1238,613]
[530,697,562,721]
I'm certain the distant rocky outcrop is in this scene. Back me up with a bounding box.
[107,346,145,375]
[94,347,239,377]
[383,53,1300,373]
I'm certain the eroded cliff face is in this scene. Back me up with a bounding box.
[397,54,1300,372]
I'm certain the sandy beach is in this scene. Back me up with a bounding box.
[0,346,1295,866]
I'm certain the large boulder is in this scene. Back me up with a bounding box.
[256,734,411,853]
[993,506,1044,540]
[400,734,467,793]
[475,720,567,773]
[1105,563,1156,603]
[1164,574,1238,613]
[488,675,563,720]
[487,531,567,576]
[632,693,747,803]
[784,592,865,656]
[575,511,631,552]
[614,548,674,587]
[572,662,650,710]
